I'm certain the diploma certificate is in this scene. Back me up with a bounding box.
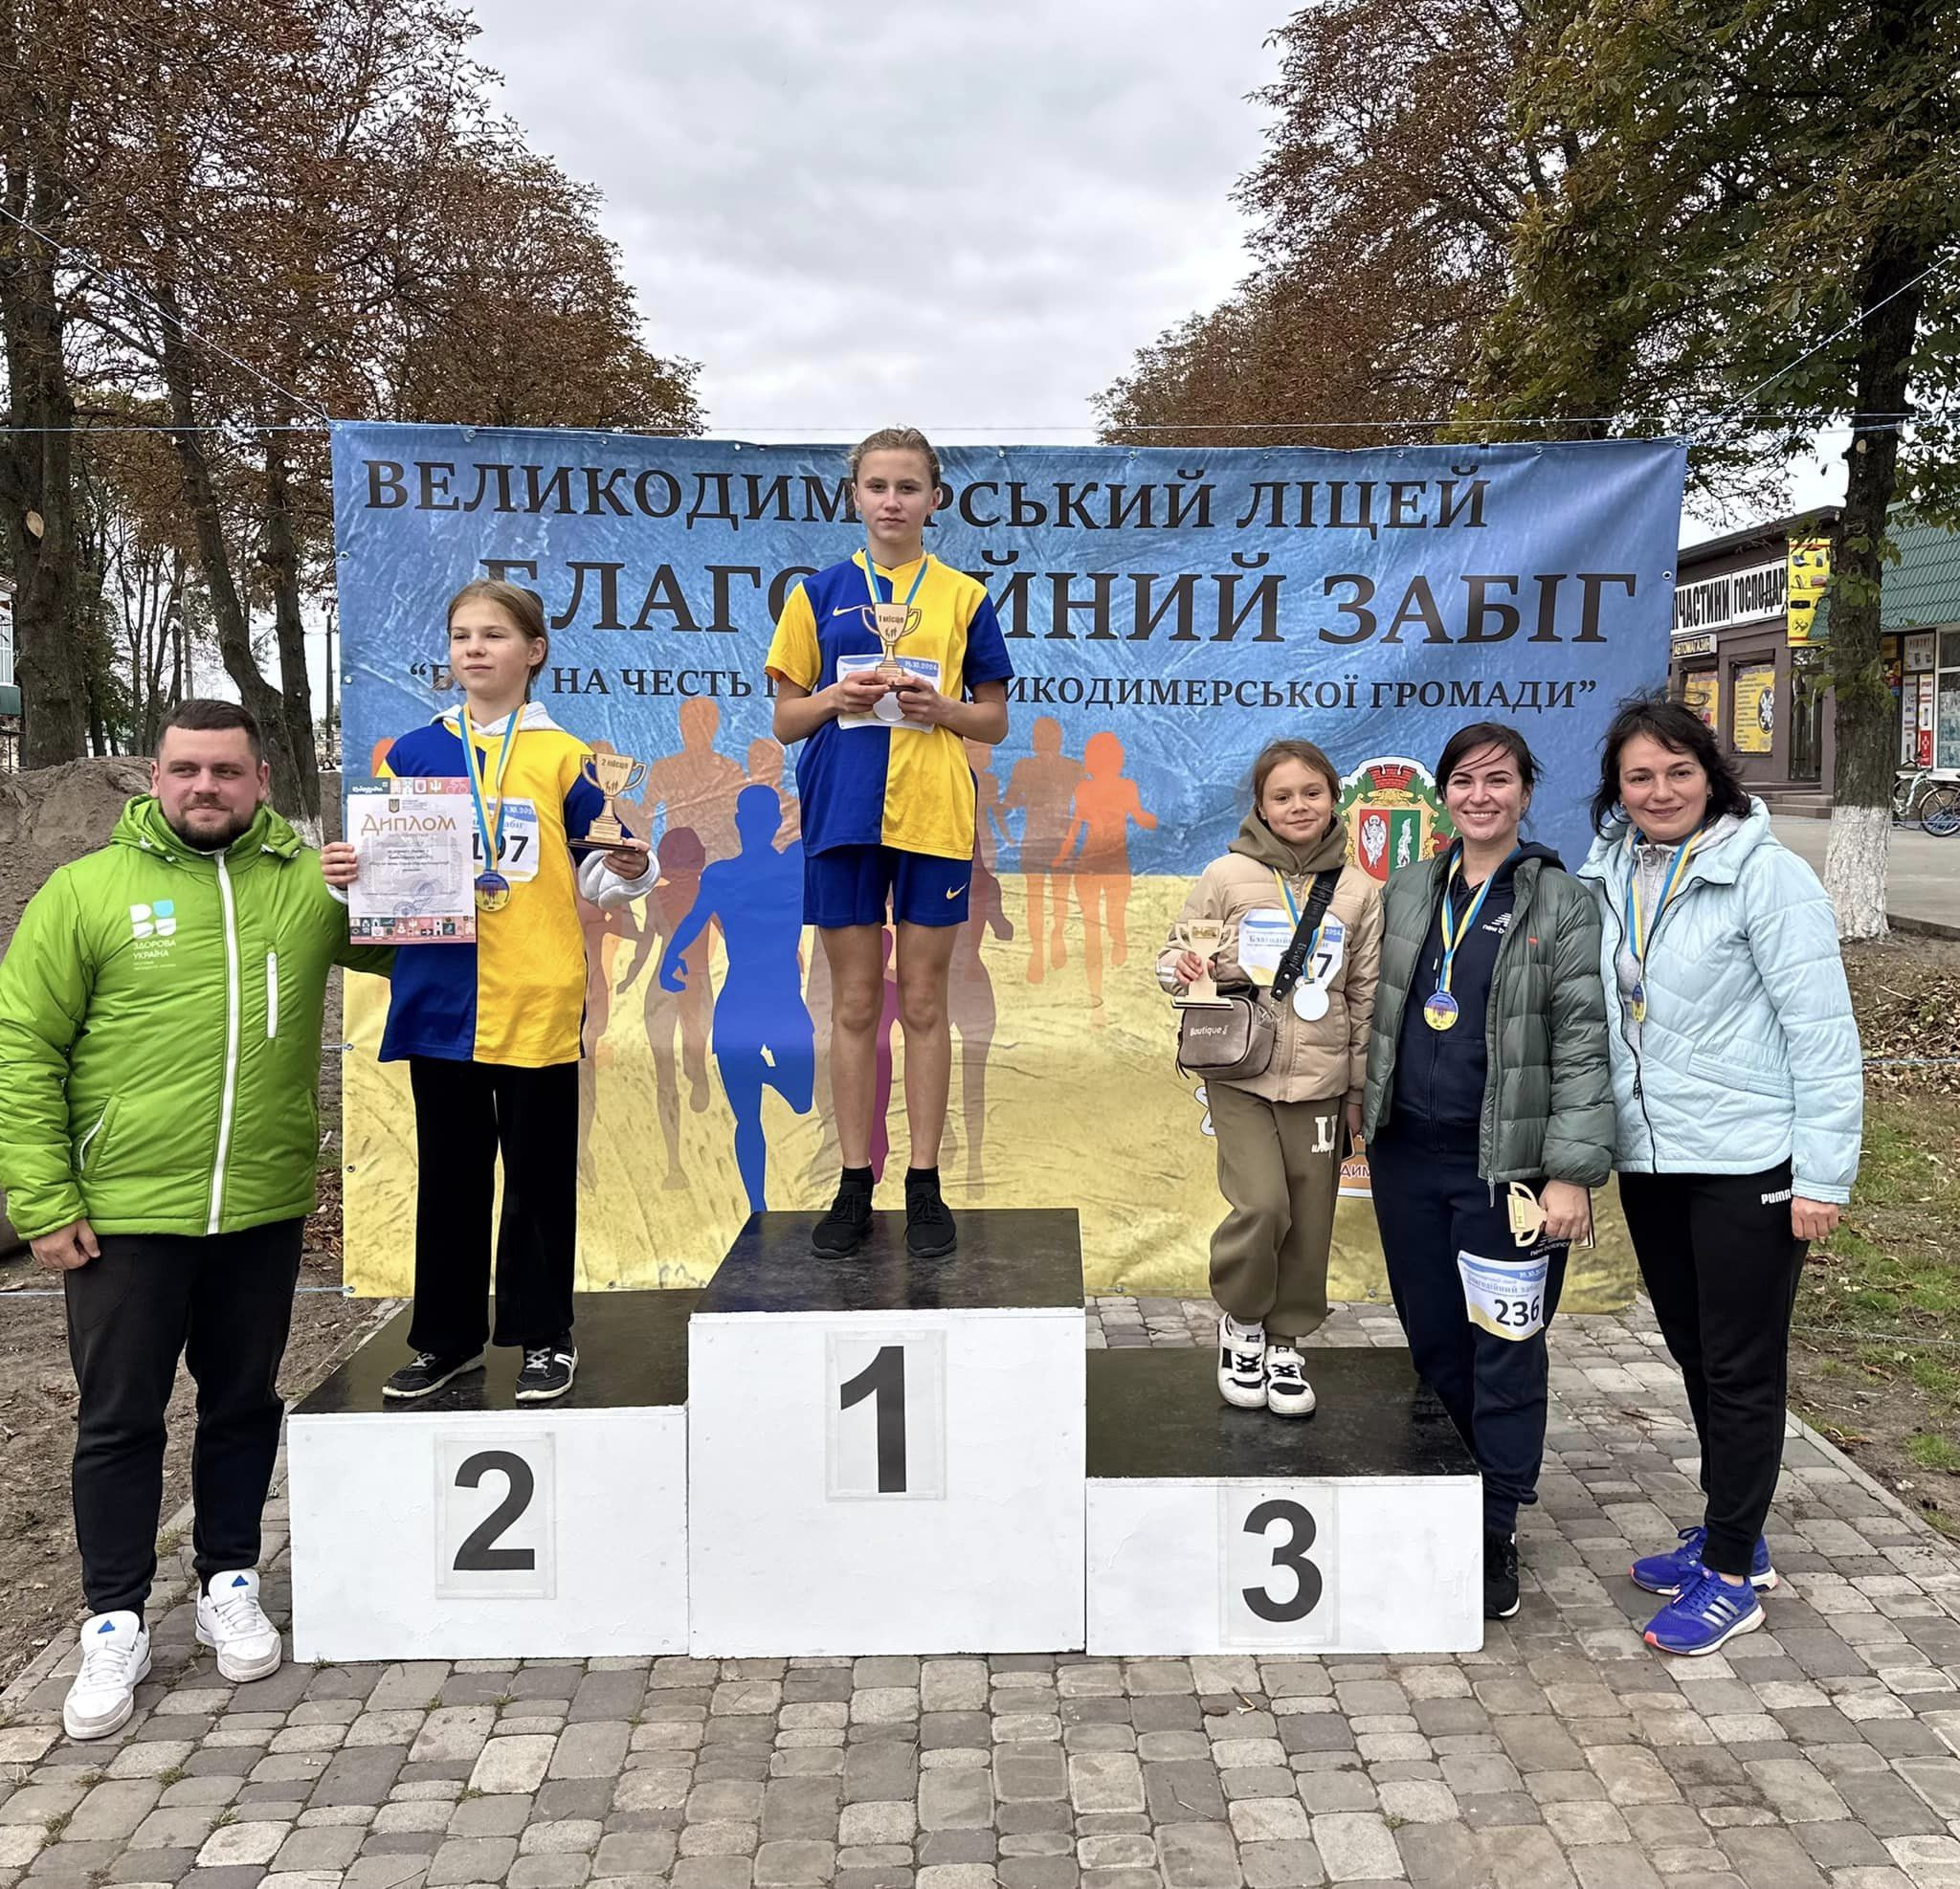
[345,777,476,943]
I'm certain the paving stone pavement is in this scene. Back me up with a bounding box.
[7,1298,1960,1889]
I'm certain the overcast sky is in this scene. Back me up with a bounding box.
[461,0,1281,440]
[456,0,1840,519]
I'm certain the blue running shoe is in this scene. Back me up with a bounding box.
[1643,1566,1765,1656]
[1631,1526,1777,1597]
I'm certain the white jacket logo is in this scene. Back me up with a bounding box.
[129,900,177,940]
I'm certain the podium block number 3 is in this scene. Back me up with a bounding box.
[1221,1488,1335,1644]
[436,1435,556,1598]
[826,1333,947,1500]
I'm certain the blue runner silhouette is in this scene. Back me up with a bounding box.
[659,784,815,1212]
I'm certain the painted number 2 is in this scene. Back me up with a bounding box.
[436,1433,554,1598]
[838,1345,906,1493]
[453,1451,535,1570]
[1241,1499,1323,1623]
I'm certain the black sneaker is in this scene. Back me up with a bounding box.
[812,1173,875,1256]
[904,1172,957,1258]
[382,1350,484,1401]
[1484,1530,1521,1620]
[515,1340,577,1403]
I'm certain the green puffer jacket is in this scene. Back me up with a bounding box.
[1360,848,1614,1186]
[0,796,387,1241]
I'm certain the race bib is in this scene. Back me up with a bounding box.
[471,798,541,882]
[1237,908,1291,983]
[1457,1248,1549,1343]
[1305,915,1347,989]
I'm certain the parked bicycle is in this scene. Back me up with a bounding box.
[1893,767,1960,835]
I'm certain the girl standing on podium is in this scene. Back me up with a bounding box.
[1159,739,1383,1418]
[767,428,1014,1260]
[327,579,654,1406]
[1360,722,1612,1622]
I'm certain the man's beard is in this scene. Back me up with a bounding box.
[165,804,256,852]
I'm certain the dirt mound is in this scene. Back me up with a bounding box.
[0,756,151,934]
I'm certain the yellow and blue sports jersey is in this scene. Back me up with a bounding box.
[765,551,1013,862]
[377,703,609,1069]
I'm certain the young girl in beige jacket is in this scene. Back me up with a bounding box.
[1160,739,1384,1415]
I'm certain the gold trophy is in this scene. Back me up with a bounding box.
[1169,917,1232,1009]
[861,602,924,723]
[572,748,649,850]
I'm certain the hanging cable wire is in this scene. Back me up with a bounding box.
[0,201,330,424]
[1716,254,1955,419]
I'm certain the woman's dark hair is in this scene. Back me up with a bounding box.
[1589,694,1751,834]
[1435,722,1539,794]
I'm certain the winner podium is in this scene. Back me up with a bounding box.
[687,1209,1086,1656]
[287,1291,693,1662]
[288,1209,1482,1660]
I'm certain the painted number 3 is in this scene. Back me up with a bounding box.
[1241,1499,1323,1622]
[452,1450,536,1571]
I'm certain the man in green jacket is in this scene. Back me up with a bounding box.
[0,700,383,1740]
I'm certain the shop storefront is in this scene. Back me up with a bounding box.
[1670,513,1836,800]
[1876,517,1960,775]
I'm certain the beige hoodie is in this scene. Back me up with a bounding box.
[1157,811,1383,1106]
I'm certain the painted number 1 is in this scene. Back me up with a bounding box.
[838,1345,906,1493]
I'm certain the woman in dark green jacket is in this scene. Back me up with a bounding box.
[1360,722,1613,1621]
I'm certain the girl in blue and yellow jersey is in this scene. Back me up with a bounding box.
[349,579,653,1405]
[767,428,1013,1260]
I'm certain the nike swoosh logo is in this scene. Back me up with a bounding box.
[832,606,865,617]
[947,885,967,900]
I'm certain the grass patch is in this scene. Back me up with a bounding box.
[1909,1433,1960,1473]
[1789,1093,1960,1533]
[1799,1102,1960,1346]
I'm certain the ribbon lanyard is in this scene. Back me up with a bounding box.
[1625,831,1699,970]
[459,705,521,868]
[862,544,930,613]
[1272,868,1323,952]
[1436,850,1514,997]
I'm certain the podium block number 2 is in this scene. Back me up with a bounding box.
[436,1434,556,1598]
[1220,1487,1335,1644]
[826,1332,946,1500]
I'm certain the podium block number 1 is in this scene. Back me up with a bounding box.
[436,1434,556,1598]
[826,1332,946,1500]
[1220,1487,1335,1644]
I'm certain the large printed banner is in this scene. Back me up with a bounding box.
[334,426,1686,1303]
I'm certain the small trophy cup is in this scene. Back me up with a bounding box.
[1169,917,1232,1009]
[572,748,649,850]
[861,602,924,723]
[1505,1181,1595,1249]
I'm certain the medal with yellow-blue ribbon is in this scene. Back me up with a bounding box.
[1273,869,1330,1020]
[1624,831,1699,1023]
[460,706,522,914]
[1423,851,1514,1031]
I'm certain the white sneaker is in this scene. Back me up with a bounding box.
[1264,1345,1318,1417]
[196,1569,283,1681]
[1217,1316,1267,1409]
[63,1611,151,1741]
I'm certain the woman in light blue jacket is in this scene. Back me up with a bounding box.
[1578,696,1860,1660]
